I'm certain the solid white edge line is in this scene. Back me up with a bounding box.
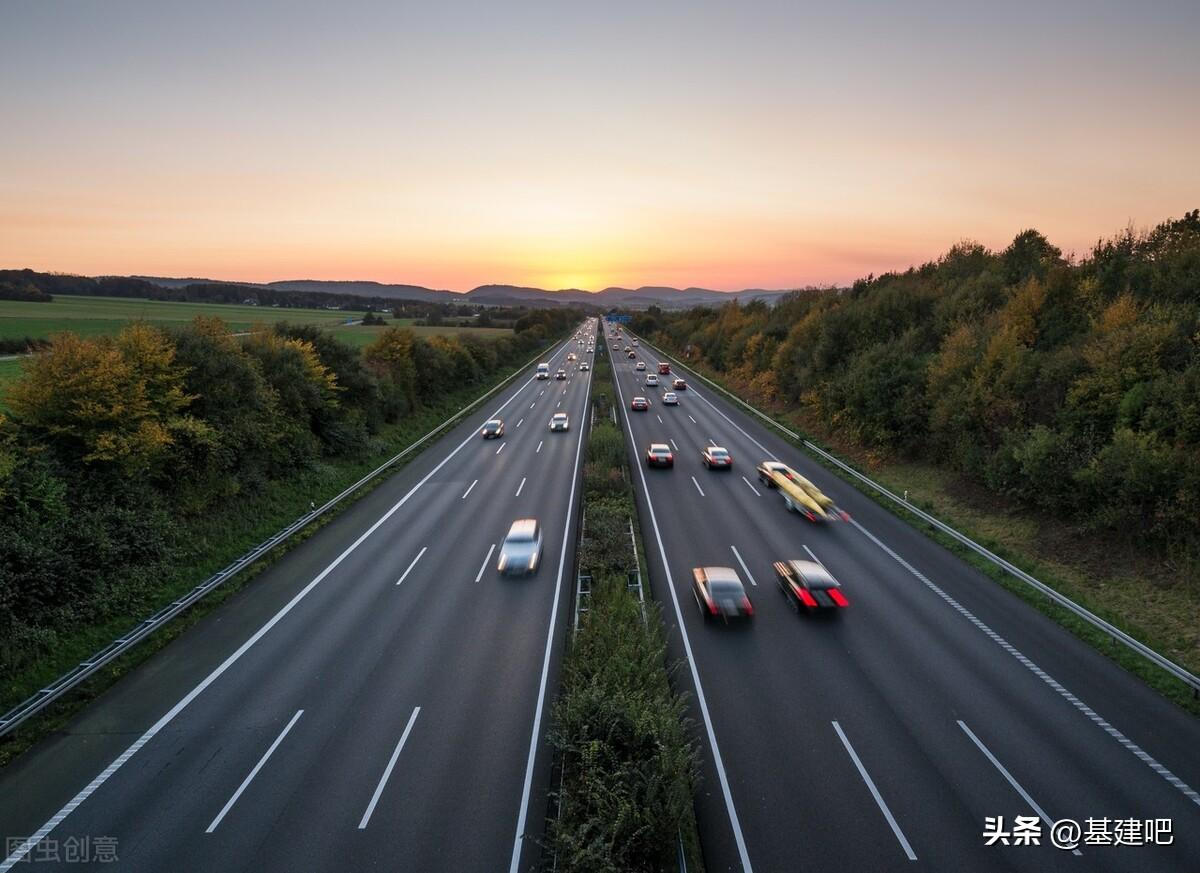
[205,708,304,833]
[358,706,421,829]
[516,477,526,497]
[741,475,761,497]
[610,343,754,873]
[832,720,918,861]
[957,720,1082,856]
[509,329,594,873]
[476,544,497,582]
[0,332,581,873]
[691,475,705,497]
[396,546,428,586]
[730,545,757,586]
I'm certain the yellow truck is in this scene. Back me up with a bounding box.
[755,461,849,522]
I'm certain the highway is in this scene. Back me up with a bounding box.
[0,323,597,872]
[609,325,1200,872]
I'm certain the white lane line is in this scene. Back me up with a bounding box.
[741,475,761,496]
[852,518,1200,809]
[517,418,524,428]
[730,545,758,586]
[0,332,586,873]
[476,544,497,582]
[802,544,831,573]
[496,443,506,455]
[608,351,754,873]
[958,720,1082,856]
[832,721,917,861]
[536,440,543,453]
[657,414,663,424]
[557,400,562,408]
[516,477,526,497]
[461,478,479,499]
[396,547,428,586]
[670,438,679,451]
[691,476,706,497]
[206,709,304,833]
[539,389,544,396]
[509,340,594,873]
[709,438,718,447]
[358,706,421,829]
[688,414,698,424]
[530,401,536,409]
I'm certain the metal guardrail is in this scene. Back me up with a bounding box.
[628,329,1200,696]
[0,336,571,739]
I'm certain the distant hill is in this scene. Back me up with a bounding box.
[127,275,810,309]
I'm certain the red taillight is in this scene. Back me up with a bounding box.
[666,454,673,461]
[840,510,851,521]
[797,588,818,608]
[708,600,719,615]
[829,589,849,607]
[741,597,754,615]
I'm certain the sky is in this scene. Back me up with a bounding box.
[1,0,1198,292]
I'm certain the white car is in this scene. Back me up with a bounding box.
[549,412,570,432]
[580,361,590,371]
[645,373,659,386]
[567,353,577,362]
[636,361,646,371]
[662,391,678,405]
[498,519,543,576]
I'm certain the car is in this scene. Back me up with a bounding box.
[646,443,674,467]
[645,373,659,386]
[756,460,791,486]
[481,418,504,438]
[658,362,671,375]
[756,460,850,521]
[630,396,650,411]
[567,352,577,362]
[498,519,543,576]
[549,412,569,431]
[555,369,567,380]
[692,566,754,621]
[580,361,590,371]
[635,361,646,371]
[627,351,637,359]
[774,559,848,611]
[702,445,732,469]
[632,339,639,346]
[661,391,678,405]
[672,378,687,390]
[624,346,632,353]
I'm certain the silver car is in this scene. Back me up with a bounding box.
[498,519,543,576]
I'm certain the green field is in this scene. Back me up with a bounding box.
[0,295,511,397]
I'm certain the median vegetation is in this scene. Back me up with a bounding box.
[0,309,575,741]
[547,351,702,872]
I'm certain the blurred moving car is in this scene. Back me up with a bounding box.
[692,566,754,622]
[580,361,590,371]
[702,446,732,469]
[774,559,849,611]
[498,519,543,576]
[662,391,678,405]
[549,412,570,431]
[756,461,850,522]
[646,443,674,467]
[555,369,567,380]
[645,373,659,386]
[567,352,577,362]
[658,362,671,375]
[481,418,505,439]
[627,351,637,359]
[636,361,646,371]
[631,396,650,411]
[536,363,550,379]
[672,378,687,390]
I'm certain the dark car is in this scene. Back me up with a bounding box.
[646,443,674,467]
[555,369,567,380]
[480,418,504,439]
[692,567,754,622]
[702,446,732,469]
[631,396,650,411]
[774,559,848,611]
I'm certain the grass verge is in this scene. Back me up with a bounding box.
[546,350,704,873]
[0,336,562,766]
[637,333,1200,719]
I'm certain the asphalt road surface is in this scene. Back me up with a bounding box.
[609,325,1200,873]
[0,322,597,872]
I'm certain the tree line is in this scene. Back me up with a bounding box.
[630,210,1200,560]
[0,308,576,674]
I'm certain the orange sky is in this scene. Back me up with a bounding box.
[2,2,1197,292]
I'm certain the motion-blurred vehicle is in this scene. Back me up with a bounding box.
[555,369,567,380]
[645,373,659,386]
[662,391,678,405]
[580,361,590,371]
[635,361,646,371]
[646,443,674,467]
[672,378,687,390]
[549,412,570,431]
[631,396,650,411]
[567,352,577,362]
[658,362,671,375]
[627,351,637,359]
[756,461,850,522]
[536,363,550,380]
[498,519,543,576]
[702,446,732,469]
[632,339,639,346]
[481,418,505,439]
[774,559,848,611]
[692,566,754,622]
